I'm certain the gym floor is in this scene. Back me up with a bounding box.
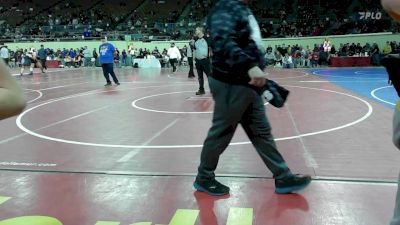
[0,66,398,225]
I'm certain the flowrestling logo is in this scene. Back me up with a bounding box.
[358,11,382,20]
[0,196,254,225]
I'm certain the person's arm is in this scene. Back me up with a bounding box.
[0,59,26,120]
[210,9,258,72]
[209,6,265,87]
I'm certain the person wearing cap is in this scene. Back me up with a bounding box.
[99,38,120,86]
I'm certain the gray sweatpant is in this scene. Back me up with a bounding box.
[196,76,291,181]
[391,102,400,225]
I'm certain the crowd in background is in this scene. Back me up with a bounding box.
[1,40,399,70]
[0,0,399,42]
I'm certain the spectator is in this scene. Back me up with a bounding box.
[83,46,92,67]
[265,50,276,66]
[121,49,127,66]
[371,43,381,66]
[384,41,393,55]
[282,53,294,68]
[93,48,98,67]
[37,45,47,73]
[0,46,9,66]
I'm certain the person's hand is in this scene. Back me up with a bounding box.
[248,66,266,87]
[0,59,26,120]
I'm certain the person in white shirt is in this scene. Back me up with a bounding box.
[323,37,332,53]
[0,46,10,66]
[167,43,181,73]
[128,45,136,67]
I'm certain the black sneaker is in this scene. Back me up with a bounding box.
[196,90,205,95]
[115,82,120,85]
[104,83,112,87]
[194,179,230,196]
[275,174,311,194]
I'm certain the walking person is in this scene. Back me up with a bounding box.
[37,45,48,73]
[167,43,181,73]
[194,27,212,95]
[193,0,311,196]
[99,38,120,86]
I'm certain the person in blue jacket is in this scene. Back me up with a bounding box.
[99,38,120,86]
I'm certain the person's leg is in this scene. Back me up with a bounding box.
[107,63,119,84]
[102,64,112,85]
[240,93,292,178]
[188,57,194,77]
[29,63,34,75]
[382,56,400,224]
[392,103,400,225]
[240,92,311,194]
[195,59,205,95]
[195,77,250,195]
[43,59,47,70]
[202,59,212,90]
[170,58,177,72]
[391,174,400,225]
[40,59,45,72]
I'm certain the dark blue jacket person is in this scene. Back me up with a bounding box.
[193,0,311,196]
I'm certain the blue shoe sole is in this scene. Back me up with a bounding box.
[275,180,311,194]
[193,182,229,196]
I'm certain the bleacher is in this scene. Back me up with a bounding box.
[0,0,397,43]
